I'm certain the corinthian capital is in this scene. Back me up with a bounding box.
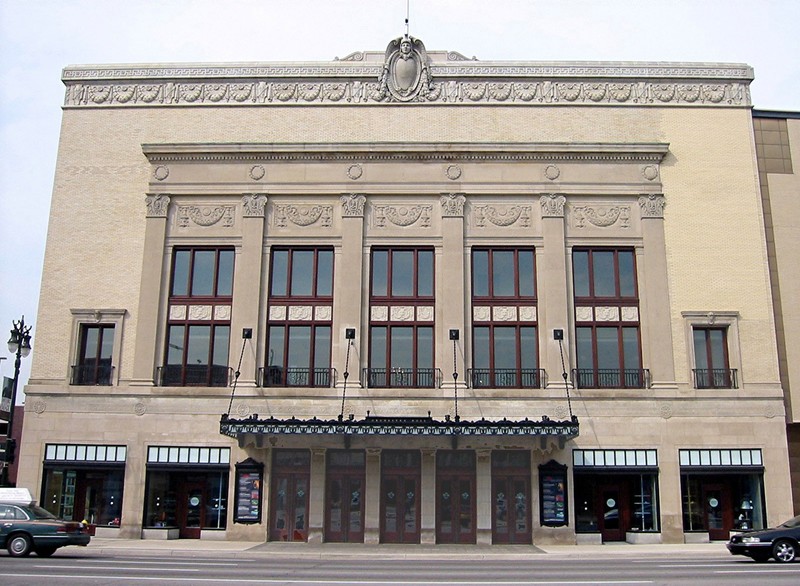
[242,193,268,217]
[639,194,666,218]
[145,194,170,217]
[440,193,466,217]
[540,193,566,218]
[341,193,366,217]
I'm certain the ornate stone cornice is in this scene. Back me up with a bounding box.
[143,142,669,164]
[63,57,753,107]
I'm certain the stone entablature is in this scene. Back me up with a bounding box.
[62,46,753,108]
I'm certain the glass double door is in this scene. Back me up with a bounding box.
[325,451,365,543]
[270,474,309,541]
[436,451,476,544]
[492,474,531,544]
[270,450,310,542]
[381,451,421,543]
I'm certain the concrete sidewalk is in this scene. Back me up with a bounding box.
[82,538,730,559]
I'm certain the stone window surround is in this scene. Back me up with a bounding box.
[681,310,742,388]
[69,308,127,386]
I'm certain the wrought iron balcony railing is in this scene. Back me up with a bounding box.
[467,368,545,389]
[257,366,336,388]
[692,368,738,389]
[363,368,441,389]
[157,365,231,387]
[571,368,650,389]
[70,363,114,386]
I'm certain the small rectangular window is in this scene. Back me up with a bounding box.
[692,327,735,388]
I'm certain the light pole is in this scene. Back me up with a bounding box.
[2,316,32,487]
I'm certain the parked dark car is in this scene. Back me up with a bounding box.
[0,502,91,557]
[727,515,800,563]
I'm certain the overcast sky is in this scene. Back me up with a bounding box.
[1,0,798,395]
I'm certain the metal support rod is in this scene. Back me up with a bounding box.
[557,337,574,419]
[226,335,250,417]
[340,338,353,420]
[452,336,459,422]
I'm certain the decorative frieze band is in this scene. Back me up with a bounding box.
[177,205,235,228]
[373,204,432,228]
[64,79,751,108]
[274,204,333,228]
[575,306,639,323]
[572,205,631,229]
[473,205,531,227]
[473,306,537,322]
[169,304,232,321]
[370,306,434,322]
[267,305,333,321]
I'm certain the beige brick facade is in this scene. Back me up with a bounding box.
[17,42,792,545]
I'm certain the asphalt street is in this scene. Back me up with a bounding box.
[1,540,799,585]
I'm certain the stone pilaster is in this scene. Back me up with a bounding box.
[336,194,366,390]
[131,194,171,386]
[229,194,267,386]
[420,448,436,544]
[538,194,572,391]
[307,447,326,544]
[637,195,676,388]
[364,447,382,544]
[439,194,468,392]
[475,449,492,545]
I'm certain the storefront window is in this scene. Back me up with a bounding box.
[42,468,124,526]
[573,473,659,535]
[144,470,228,530]
[681,473,765,534]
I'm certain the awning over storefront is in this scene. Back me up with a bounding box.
[220,413,579,441]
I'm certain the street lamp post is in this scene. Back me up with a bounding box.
[1,316,32,487]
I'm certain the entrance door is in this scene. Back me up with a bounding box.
[492,451,531,544]
[492,475,531,544]
[598,484,628,542]
[437,451,476,544]
[177,481,205,539]
[703,483,733,541]
[325,451,365,543]
[270,474,309,541]
[74,473,105,531]
[270,449,311,542]
[381,450,421,543]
